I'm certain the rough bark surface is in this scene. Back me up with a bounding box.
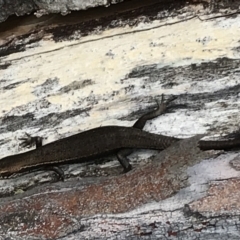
[0,0,126,23]
[0,0,240,239]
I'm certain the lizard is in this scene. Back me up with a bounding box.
[0,95,239,180]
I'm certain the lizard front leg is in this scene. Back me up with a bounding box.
[19,133,43,148]
[19,133,65,181]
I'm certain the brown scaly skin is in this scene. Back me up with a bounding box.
[0,95,239,180]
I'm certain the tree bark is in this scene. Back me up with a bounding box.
[0,0,240,239]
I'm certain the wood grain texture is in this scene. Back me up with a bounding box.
[0,0,240,239]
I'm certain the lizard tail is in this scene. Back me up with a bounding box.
[199,138,240,150]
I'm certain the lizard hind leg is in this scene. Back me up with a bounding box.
[117,149,133,172]
[133,94,177,129]
[117,95,177,172]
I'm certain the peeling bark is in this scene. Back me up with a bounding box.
[0,0,240,239]
[0,0,126,23]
